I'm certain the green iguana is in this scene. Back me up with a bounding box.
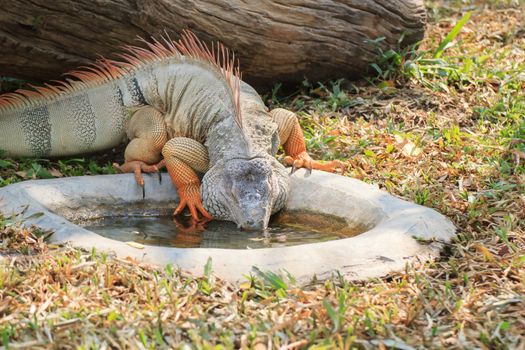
[0,31,343,230]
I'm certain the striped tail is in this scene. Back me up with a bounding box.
[0,82,128,158]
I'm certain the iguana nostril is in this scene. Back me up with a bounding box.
[247,193,261,201]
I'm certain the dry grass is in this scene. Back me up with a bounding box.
[1,1,525,349]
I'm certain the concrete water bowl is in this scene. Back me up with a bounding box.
[0,170,455,283]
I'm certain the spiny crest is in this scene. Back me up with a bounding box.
[0,30,243,128]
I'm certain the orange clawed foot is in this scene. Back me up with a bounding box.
[284,151,345,174]
[174,183,213,222]
[113,160,165,198]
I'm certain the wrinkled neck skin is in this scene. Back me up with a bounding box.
[201,83,290,230]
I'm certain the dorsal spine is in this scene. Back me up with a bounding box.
[0,30,243,131]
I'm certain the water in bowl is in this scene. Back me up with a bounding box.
[80,211,364,249]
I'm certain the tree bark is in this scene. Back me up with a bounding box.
[0,0,426,89]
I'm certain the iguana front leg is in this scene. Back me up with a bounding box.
[270,108,344,173]
[113,106,168,194]
[162,137,212,221]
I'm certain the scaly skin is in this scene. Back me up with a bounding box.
[0,32,343,230]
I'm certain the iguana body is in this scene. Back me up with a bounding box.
[0,31,342,230]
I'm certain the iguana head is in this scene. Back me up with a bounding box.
[201,156,289,230]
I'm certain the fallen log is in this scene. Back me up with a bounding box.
[0,0,426,88]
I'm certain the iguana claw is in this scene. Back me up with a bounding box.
[173,183,213,221]
[286,153,313,175]
[284,152,345,174]
[113,160,160,198]
[155,159,166,184]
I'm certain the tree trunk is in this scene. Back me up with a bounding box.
[0,0,426,89]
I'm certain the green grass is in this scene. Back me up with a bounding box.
[0,155,117,187]
[1,0,525,348]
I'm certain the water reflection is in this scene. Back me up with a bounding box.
[81,214,350,249]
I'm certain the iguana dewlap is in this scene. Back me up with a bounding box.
[0,31,342,230]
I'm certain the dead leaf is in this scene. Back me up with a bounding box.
[48,168,64,177]
[394,135,422,157]
[15,171,28,179]
[474,243,496,262]
[239,281,251,290]
[462,176,473,188]
[497,245,510,257]
[126,241,144,249]
[401,142,423,157]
